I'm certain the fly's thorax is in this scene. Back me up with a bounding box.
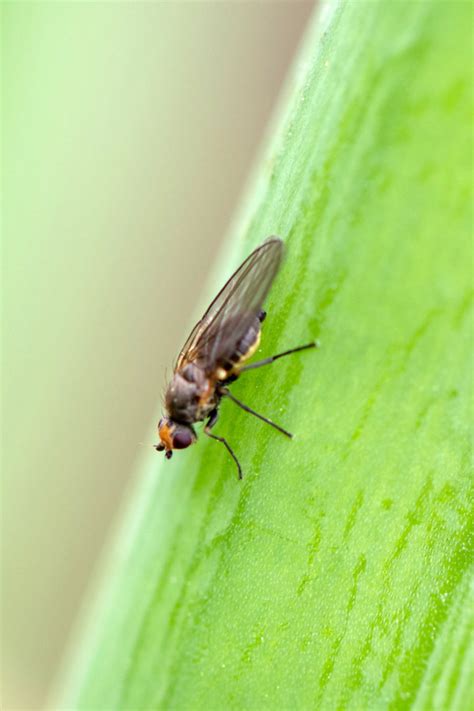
[165,363,215,423]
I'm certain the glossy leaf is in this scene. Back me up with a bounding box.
[59,2,472,709]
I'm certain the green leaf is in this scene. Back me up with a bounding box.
[58,2,472,709]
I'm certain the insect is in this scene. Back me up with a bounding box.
[155,236,316,478]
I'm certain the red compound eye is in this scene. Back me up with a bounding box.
[173,429,193,449]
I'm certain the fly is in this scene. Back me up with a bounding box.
[155,236,317,479]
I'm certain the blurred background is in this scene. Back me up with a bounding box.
[2,2,314,708]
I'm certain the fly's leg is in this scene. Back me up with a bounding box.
[239,341,318,373]
[204,409,243,480]
[220,388,293,438]
[206,409,219,430]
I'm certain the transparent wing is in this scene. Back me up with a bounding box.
[176,237,283,373]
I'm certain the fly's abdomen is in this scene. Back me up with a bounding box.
[214,316,262,381]
[233,318,261,363]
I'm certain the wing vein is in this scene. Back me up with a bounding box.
[176,237,284,374]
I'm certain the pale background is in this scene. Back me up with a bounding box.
[2,2,314,709]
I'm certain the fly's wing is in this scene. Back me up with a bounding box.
[176,237,283,373]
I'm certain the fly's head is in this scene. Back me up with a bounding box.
[155,417,196,459]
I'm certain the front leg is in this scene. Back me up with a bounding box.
[204,409,243,480]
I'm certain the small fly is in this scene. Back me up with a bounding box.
[155,236,317,478]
